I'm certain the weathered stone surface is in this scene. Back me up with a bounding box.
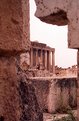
[0,0,30,54]
[29,77,50,112]
[0,57,43,121]
[43,111,77,121]
[35,0,79,48]
[19,77,43,121]
[29,77,77,113]
[0,57,20,121]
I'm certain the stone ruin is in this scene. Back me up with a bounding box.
[20,41,55,73]
[20,41,55,78]
[55,65,77,77]
[35,0,79,120]
[0,0,78,121]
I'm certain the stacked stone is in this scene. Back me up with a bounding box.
[0,1,43,121]
[34,0,79,120]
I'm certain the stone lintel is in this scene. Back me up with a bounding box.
[31,47,55,52]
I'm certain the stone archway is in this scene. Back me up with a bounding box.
[34,0,79,120]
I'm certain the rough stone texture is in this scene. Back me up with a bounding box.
[34,0,79,49]
[19,77,43,121]
[29,78,50,112]
[43,111,77,121]
[0,57,43,121]
[25,69,54,77]
[0,0,42,121]
[29,77,77,113]
[0,57,20,121]
[0,0,30,54]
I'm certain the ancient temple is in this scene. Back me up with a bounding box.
[30,41,55,73]
[20,41,55,73]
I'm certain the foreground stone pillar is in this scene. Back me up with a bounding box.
[0,0,43,121]
[0,0,29,120]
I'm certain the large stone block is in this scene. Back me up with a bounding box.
[0,57,43,121]
[0,57,20,121]
[35,0,79,48]
[29,77,77,113]
[0,0,30,53]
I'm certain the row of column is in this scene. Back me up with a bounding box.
[30,48,55,73]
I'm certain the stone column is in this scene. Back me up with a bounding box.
[36,49,38,66]
[42,50,45,68]
[40,49,43,69]
[33,48,36,66]
[45,50,47,69]
[30,48,33,67]
[49,51,51,71]
[52,51,55,74]
[47,51,51,71]
[40,49,42,63]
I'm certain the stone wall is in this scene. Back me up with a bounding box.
[0,58,43,121]
[29,77,77,113]
[55,66,77,77]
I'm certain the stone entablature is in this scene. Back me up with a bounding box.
[31,41,46,48]
[31,41,54,51]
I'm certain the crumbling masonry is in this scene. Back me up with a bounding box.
[34,0,79,120]
[0,0,79,121]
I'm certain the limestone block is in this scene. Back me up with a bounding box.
[0,57,43,121]
[47,79,58,113]
[29,78,50,112]
[18,78,43,121]
[29,77,77,113]
[0,0,30,53]
[69,87,77,108]
[35,0,79,48]
[57,78,77,111]
[0,57,20,121]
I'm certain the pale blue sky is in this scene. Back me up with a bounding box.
[30,0,77,68]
